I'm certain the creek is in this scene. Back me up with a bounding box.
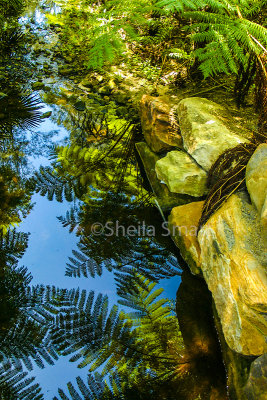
[0,1,228,398]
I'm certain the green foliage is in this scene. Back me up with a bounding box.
[0,361,43,400]
[0,165,32,231]
[160,0,267,78]
[32,114,147,202]
[55,277,185,400]
[46,0,152,70]
[0,91,43,136]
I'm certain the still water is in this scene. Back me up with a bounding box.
[0,1,227,399]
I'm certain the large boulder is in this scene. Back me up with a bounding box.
[135,142,199,211]
[168,201,204,275]
[246,143,267,228]
[155,150,208,197]
[198,193,267,356]
[177,97,248,170]
[140,95,182,153]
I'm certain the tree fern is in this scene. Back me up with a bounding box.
[29,166,80,202]
[0,228,29,267]
[0,361,43,400]
[155,0,267,87]
[50,290,135,373]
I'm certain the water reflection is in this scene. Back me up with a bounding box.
[0,0,227,398]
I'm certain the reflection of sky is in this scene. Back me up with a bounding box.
[17,107,181,398]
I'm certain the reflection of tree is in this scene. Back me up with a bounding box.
[0,360,43,400]
[55,277,187,400]
[58,191,180,288]
[30,109,180,286]
[31,114,143,198]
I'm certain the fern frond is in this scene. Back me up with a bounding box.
[0,362,43,400]
[29,166,78,202]
[0,229,29,266]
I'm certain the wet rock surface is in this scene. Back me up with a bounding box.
[140,95,182,153]
[243,354,267,400]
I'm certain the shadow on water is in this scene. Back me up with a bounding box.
[176,269,228,400]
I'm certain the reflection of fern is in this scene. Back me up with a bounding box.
[29,166,80,202]
[0,314,58,371]
[0,229,29,266]
[57,207,79,233]
[55,277,184,400]
[65,234,180,284]
[51,289,134,372]
[0,361,43,400]
[55,373,110,400]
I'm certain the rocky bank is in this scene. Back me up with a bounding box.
[137,95,267,399]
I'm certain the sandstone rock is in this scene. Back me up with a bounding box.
[155,150,208,197]
[198,193,267,356]
[135,142,198,212]
[243,354,267,400]
[246,143,267,228]
[140,94,182,153]
[177,97,247,170]
[169,201,204,275]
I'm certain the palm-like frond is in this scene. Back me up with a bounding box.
[0,26,24,54]
[0,92,43,136]
[198,142,259,229]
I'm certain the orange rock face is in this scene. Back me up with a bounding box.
[168,201,204,275]
[140,94,182,153]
